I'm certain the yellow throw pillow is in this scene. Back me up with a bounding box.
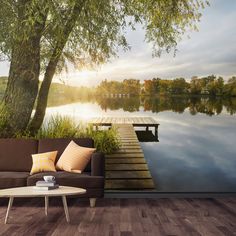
[56,141,96,173]
[30,151,58,175]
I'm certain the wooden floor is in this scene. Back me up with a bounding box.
[105,124,155,191]
[0,198,235,236]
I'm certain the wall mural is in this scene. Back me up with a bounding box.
[0,1,236,193]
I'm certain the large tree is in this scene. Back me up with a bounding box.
[0,0,209,136]
[0,0,48,136]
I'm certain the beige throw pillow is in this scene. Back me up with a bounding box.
[30,151,58,175]
[56,141,96,173]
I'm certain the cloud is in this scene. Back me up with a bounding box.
[82,0,236,83]
[1,0,236,86]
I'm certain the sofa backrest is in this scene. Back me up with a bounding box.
[0,139,38,171]
[38,138,94,172]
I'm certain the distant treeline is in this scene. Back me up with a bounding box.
[0,77,96,106]
[96,79,140,96]
[1,75,236,103]
[96,75,236,97]
[47,82,96,106]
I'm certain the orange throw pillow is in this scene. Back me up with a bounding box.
[56,141,96,173]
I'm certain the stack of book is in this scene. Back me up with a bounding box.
[33,180,59,190]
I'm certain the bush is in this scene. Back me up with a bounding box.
[86,125,120,154]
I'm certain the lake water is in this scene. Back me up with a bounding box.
[46,96,236,192]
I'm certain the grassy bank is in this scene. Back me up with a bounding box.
[15,115,120,154]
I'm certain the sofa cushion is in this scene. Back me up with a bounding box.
[0,139,38,171]
[38,138,94,172]
[0,172,29,189]
[27,171,104,189]
[56,141,95,173]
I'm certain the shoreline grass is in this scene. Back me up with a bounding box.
[14,115,120,154]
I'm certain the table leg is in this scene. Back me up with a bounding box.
[5,197,14,224]
[45,196,49,216]
[62,196,70,223]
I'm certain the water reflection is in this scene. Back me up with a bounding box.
[142,112,236,192]
[136,130,159,142]
[95,96,236,116]
[46,93,236,116]
[45,96,236,192]
[95,97,140,112]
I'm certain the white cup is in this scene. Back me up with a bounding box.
[43,175,55,182]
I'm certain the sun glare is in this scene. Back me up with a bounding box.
[75,70,96,80]
[64,69,100,86]
[78,104,98,120]
[47,102,101,123]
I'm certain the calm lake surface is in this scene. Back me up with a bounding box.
[46,97,236,192]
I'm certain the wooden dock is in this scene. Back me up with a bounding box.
[90,117,159,191]
[91,116,159,137]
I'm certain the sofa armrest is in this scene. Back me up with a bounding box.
[91,152,105,176]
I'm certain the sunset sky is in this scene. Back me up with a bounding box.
[0,0,236,87]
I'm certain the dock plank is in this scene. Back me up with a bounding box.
[106,163,149,171]
[106,153,144,158]
[106,158,146,164]
[105,179,155,189]
[121,145,141,148]
[113,149,143,154]
[106,171,152,179]
[90,116,159,127]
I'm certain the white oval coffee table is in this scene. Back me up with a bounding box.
[0,186,86,224]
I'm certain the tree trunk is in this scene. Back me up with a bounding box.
[1,2,47,137]
[28,2,85,134]
[28,54,59,134]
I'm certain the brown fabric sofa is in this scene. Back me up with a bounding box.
[0,138,105,207]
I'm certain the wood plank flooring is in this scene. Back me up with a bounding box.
[105,124,155,191]
[0,198,235,236]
